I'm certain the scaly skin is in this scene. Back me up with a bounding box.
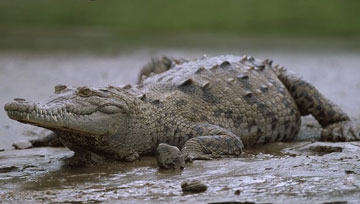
[4,55,360,163]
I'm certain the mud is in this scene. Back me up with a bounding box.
[1,46,360,203]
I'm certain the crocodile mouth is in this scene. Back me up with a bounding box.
[7,108,67,124]
[5,101,80,130]
[4,101,109,135]
[5,98,124,137]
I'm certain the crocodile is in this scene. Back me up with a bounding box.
[4,55,360,165]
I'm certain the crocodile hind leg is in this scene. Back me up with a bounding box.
[137,56,187,84]
[276,67,360,141]
[180,124,244,162]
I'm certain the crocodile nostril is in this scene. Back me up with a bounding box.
[14,98,26,102]
[54,84,67,94]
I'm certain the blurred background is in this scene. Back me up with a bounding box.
[1,0,360,52]
[1,0,360,148]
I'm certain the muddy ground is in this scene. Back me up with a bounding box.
[0,47,360,203]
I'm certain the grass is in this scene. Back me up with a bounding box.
[1,0,360,37]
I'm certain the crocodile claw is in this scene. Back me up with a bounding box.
[183,152,213,163]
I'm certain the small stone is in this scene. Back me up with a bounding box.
[345,170,355,174]
[156,143,185,169]
[321,201,348,204]
[234,189,241,195]
[181,180,207,193]
[12,140,32,150]
[0,148,4,152]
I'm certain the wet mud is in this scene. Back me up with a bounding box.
[1,139,359,203]
[1,48,360,203]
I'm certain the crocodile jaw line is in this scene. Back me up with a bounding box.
[5,102,108,135]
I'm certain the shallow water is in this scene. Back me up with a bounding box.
[1,44,360,203]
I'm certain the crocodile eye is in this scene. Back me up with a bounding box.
[99,105,123,114]
[78,87,92,97]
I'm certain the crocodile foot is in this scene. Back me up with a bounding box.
[64,150,106,167]
[321,121,360,142]
[183,152,213,163]
[30,132,63,147]
[181,146,213,163]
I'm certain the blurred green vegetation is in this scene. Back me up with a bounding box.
[1,0,360,36]
[0,0,359,51]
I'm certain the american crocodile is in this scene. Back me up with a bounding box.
[4,55,360,165]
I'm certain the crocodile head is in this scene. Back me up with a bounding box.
[5,85,135,135]
[4,85,144,160]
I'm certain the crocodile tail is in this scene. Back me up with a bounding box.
[137,56,187,84]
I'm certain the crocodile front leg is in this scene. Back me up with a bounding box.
[64,149,106,167]
[181,124,243,162]
[156,123,243,168]
[276,67,360,141]
[30,132,64,147]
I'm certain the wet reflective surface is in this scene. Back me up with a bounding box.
[1,140,360,203]
[1,45,360,203]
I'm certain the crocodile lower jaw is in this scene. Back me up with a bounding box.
[6,109,64,123]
